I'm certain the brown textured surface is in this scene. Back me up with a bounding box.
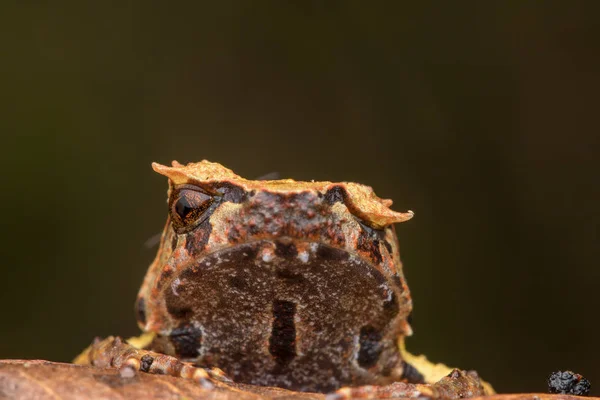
[0,360,321,400]
[1,360,597,400]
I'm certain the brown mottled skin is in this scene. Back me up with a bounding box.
[76,160,490,398]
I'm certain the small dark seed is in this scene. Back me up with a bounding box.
[548,370,591,396]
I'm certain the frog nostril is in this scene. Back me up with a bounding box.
[357,325,383,369]
[269,300,297,366]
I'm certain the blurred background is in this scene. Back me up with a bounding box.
[2,1,599,395]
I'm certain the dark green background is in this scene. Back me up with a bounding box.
[2,1,599,395]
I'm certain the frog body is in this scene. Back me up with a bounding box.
[77,160,489,398]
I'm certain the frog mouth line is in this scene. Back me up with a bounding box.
[196,236,386,277]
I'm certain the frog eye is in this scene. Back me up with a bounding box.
[170,186,214,232]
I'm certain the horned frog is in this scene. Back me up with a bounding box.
[76,160,492,399]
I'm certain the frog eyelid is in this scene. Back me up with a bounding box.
[172,183,220,197]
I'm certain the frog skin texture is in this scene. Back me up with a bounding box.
[76,160,489,399]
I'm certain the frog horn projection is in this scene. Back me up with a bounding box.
[76,160,491,398]
[152,160,414,228]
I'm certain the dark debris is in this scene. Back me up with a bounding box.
[548,370,591,396]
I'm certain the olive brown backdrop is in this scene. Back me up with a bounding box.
[2,1,599,395]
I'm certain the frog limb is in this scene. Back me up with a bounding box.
[399,339,494,394]
[326,369,486,399]
[75,335,229,389]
